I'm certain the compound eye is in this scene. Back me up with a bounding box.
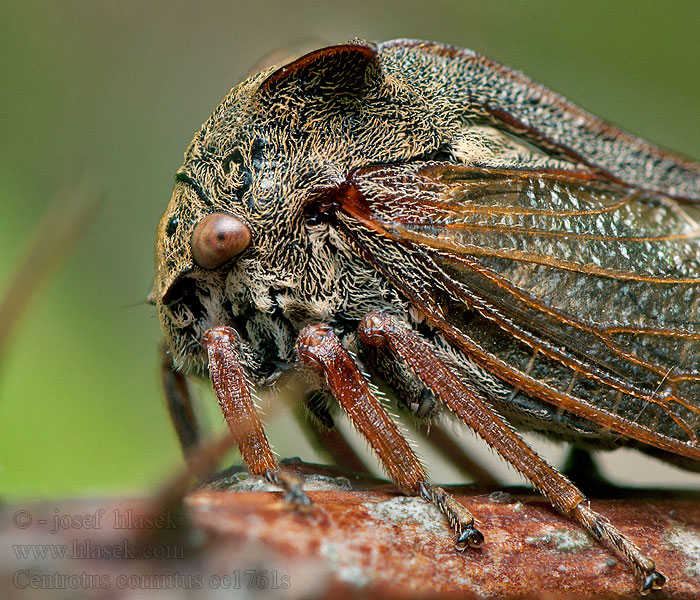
[191,212,251,269]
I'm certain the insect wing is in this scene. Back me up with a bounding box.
[334,163,700,460]
[378,40,700,202]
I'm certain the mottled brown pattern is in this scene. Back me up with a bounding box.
[152,40,700,592]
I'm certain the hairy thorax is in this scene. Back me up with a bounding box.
[220,218,409,381]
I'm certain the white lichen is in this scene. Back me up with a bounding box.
[364,496,446,537]
[666,524,700,579]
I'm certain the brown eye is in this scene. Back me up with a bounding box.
[191,212,251,269]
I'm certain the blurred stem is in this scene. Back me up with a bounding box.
[0,182,100,368]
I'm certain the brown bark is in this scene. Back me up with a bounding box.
[2,462,699,599]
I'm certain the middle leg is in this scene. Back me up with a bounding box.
[297,323,483,549]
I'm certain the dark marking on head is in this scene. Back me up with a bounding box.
[175,171,213,206]
[250,139,266,170]
[166,215,179,237]
[222,149,244,174]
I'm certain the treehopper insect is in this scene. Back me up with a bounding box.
[151,40,700,593]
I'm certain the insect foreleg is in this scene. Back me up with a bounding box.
[357,311,665,593]
[297,323,483,549]
[202,326,309,507]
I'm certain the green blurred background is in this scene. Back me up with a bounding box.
[1,1,699,498]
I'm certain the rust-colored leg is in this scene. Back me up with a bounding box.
[203,326,309,507]
[358,311,664,593]
[161,341,200,463]
[297,323,483,549]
